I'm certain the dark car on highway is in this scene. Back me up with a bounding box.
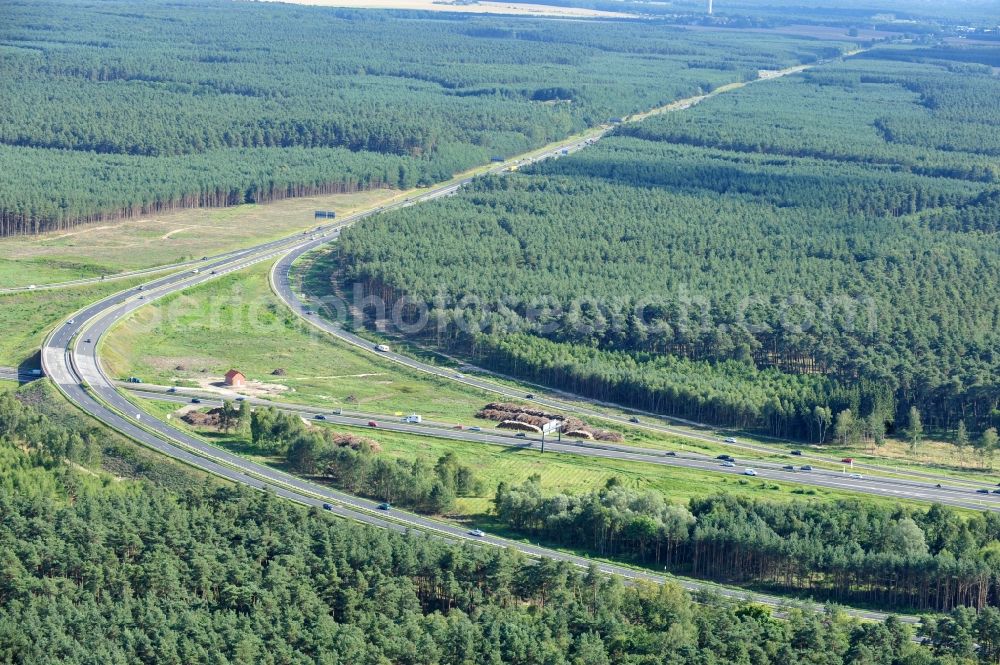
[191,398,201,404]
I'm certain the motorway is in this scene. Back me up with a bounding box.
[11,350,996,496]
[36,131,927,624]
[273,243,996,492]
[36,52,955,623]
[0,263,189,295]
[272,245,1000,506]
[123,381,1000,514]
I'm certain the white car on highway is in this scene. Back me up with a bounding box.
[743,468,757,476]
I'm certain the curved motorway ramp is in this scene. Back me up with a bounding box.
[40,134,935,625]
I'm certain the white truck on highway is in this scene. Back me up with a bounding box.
[402,414,422,424]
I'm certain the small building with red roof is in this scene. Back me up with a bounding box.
[224,369,246,388]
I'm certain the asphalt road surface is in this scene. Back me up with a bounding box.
[0,366,42,383]
[271,236,1000,508]
[126,383,1000,513]
[45,241,906,622]
[271,224,988,492]
[36,102,928,624]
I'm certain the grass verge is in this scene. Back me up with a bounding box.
[103,262,509,423]
[0,188,400,288]
[0,276,149,367]
[136,397,946,519]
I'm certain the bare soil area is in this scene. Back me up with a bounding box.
[192,376,291,400]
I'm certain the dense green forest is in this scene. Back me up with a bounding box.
[247,405,484,512]
[495,476,1000,613]
[543,0,1000,29]
[0,0,851,235]
[617,53,1000,178]
[202,399,1000,615]
[335,45,1000,439]
[6,387,985,663]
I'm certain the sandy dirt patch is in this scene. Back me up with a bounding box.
[43,225,114,242]
[161,226,195,240]
[171,404,202,417]
[758,64,809,79]
[194,376,291,399]
[260,0,633,18]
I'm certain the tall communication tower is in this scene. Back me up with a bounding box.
[707,0,713,14]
